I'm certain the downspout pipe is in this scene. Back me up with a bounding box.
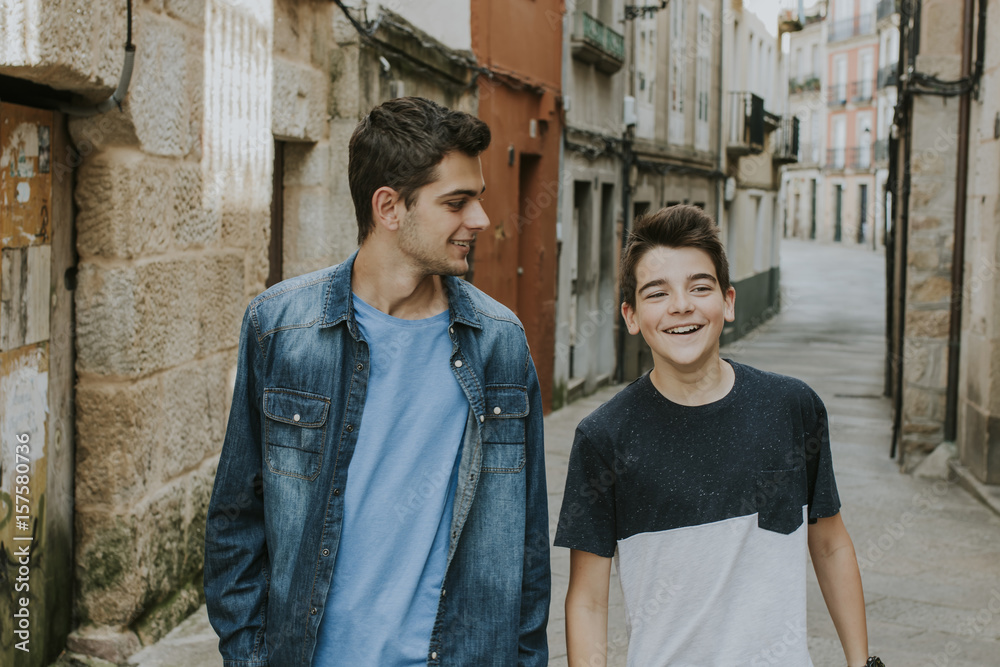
[943,0,980,441]
[60,0,135,117]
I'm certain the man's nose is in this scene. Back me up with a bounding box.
[465,200,490,232]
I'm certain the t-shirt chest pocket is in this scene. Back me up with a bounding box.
[263,388,330,480]
[481,384,528,474]
[755,467,807,535]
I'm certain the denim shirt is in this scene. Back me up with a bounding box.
[204,251,550,666]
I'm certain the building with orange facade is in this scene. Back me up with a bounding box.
[470,0,563,413]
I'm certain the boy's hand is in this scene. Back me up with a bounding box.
[565,549,613,667]
[808,513,869,667]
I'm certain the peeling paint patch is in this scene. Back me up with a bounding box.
[0,122,40,178]
[15,181,30,203]
[0,345,48,464]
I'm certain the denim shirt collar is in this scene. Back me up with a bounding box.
[320,249,484,334]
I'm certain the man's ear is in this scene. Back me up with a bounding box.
[371,186,404,232]
[621,301,641,335]
[724,286,736,323]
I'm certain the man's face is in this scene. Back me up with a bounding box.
[396,151,489,277]
[621,245,736,373]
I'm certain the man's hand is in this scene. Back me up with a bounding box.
[565,549,613,667]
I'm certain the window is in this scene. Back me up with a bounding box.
[669,0,687,145]
[696,7,711,151]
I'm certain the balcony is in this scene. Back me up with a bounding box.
[727,91,766,157]
[850,79,875,103]
[826,146,875,170]
[875,138,890,163]
[877,0,900,21]
[827,13,875,42]
[789,75,821,94]
[571,11,625,74]
[773,116,800,164]
[878,63,899,88]
[827,83,847,106]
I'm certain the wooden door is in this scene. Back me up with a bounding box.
[0,101,73,666]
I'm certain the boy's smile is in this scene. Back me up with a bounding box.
[621,245,735,374]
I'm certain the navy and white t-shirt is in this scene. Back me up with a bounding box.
[554,360,840,667]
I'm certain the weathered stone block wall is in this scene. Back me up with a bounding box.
[958,0,1000,483]
[7,0,277,659]
[897,0,963,467]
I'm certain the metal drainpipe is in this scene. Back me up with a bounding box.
[715,0,726,226]
[891,0,919,459]
[943,0,976,442]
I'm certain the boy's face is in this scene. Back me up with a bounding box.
[621,245,735,373]
[396,151,489,276]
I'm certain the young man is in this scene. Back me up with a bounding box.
[205,97,550,666]
[555,205,881,667]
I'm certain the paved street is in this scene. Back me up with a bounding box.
[101,240,1000,667]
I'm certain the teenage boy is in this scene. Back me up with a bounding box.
[205,97,550,666]
[555,205,880,667]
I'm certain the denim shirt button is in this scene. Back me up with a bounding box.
[493,406,502,415]
[449,326,454,334]
[479,414,484,423]
[346,424,354,432]
[322,548,330,556]
[293,413,300,422]
[454,359,462,368]
[356,363,364,371]
[334,488,341,496]
[310,607,317,615]
[430,651,438,660]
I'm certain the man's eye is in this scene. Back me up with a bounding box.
[446,200,465,210]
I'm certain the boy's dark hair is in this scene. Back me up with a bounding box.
[620,204,731,309]
[348,96,491,244]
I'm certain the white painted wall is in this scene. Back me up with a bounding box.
[370,0,471,51]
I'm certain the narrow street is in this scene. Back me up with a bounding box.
[119,239,1000,667]
[546,239,1000,666]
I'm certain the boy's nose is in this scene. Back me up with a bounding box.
[668,293,694,314]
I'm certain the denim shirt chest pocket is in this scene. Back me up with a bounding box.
[480,384,528,473]
[263,388,330,480]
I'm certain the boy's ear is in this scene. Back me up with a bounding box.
[371,186,405,232]
[724,286,736,323]
[621,301,641,335]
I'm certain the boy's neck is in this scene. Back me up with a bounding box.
[649,357,735,407]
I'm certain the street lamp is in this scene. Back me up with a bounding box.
[624,1,668,21]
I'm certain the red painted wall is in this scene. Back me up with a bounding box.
[470,0,563,413]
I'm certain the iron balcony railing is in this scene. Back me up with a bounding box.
[851,79,875,103]
[827,13,875,42]
[774,116,800,163]
[878,63,899,88]
[571,10,625,74]
[727,91,766,156]
[875,138,890,163]
[827,83,847,106]
[827,146,875,170]
[877,0,899,21]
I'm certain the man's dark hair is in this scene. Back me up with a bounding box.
[620,204,731,309]
[348,97,491,244]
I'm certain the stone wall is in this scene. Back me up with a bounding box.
[896,0,964,468]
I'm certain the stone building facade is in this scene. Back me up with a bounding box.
[889,0,1000,483]
[0,0,482,662]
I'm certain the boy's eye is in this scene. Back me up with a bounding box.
[446,200,465,210]
[692,286,712,293]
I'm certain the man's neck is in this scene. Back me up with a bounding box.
[649,356,734,407]
[352,244,449,319]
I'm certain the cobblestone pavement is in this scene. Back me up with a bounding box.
[62,240,1000,667]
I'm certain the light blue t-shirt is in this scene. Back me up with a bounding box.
[314,294,467,666]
